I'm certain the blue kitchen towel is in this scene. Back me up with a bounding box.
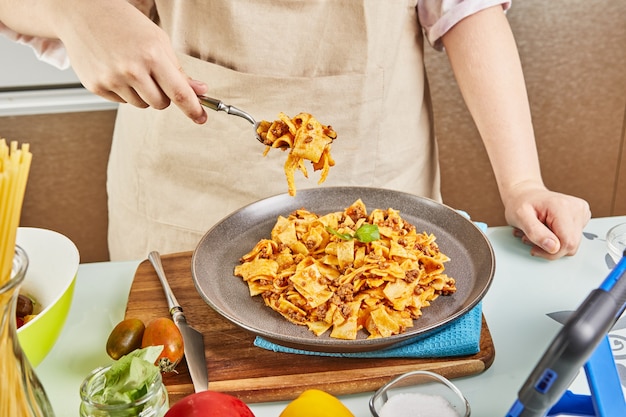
[254,214,487,358]
[254,301,482,358]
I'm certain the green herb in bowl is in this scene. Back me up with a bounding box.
[80,346,169,416]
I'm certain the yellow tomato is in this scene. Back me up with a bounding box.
[279,389,354,417]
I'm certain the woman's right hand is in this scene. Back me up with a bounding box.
[54,0,208,123]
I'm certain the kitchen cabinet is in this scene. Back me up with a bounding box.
[1,110,116,263]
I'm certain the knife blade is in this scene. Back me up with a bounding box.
[148,251,209,392]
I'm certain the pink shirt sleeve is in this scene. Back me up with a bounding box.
[418,0,512,51]
[0,21,69,69]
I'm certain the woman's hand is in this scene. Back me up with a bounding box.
[54,0,208,123]
[503,181,591,260]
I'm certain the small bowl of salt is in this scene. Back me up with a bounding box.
[369,370,470,417]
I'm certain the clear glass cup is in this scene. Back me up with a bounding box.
[79,365,169,417]
[369,370,470,417]
[607,223,626,264]
[0,246,56,416]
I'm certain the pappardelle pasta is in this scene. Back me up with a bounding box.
[257,112,337,197]
[234,199,456,340]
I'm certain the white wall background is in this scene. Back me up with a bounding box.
[0,35,80,89]
[0,36,115,116]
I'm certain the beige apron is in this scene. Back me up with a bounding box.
[107,0,440,261]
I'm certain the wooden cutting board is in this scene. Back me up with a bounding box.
[124,251,495,404]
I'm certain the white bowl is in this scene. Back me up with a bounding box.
[16,227,80,367]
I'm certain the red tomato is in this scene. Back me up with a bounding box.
[141,317,184,372]
[165,391,255,417]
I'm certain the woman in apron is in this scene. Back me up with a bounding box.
[0,0,590,261]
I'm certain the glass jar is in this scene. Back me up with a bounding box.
[79,365,169,417]
[369,370,470,417]
[606,222,626,264]
[0,245,56,416]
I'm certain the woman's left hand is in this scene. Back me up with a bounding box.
[503,182,591,260]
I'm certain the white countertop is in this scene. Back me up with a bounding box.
[35,216,626,416]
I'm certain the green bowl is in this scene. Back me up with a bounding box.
[16,227,80,367]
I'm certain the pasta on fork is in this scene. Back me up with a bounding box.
[257,112,337,196]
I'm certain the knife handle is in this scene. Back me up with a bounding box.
[148,251,181,314]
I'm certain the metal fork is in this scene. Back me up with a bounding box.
[198,95,263,144]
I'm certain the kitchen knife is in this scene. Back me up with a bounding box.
[148,251,209,392]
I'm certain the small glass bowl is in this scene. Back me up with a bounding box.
[607,223,626,264]
[369,370,470,417]
[79,365,169,417]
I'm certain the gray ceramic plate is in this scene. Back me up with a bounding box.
[191,187,495,353]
